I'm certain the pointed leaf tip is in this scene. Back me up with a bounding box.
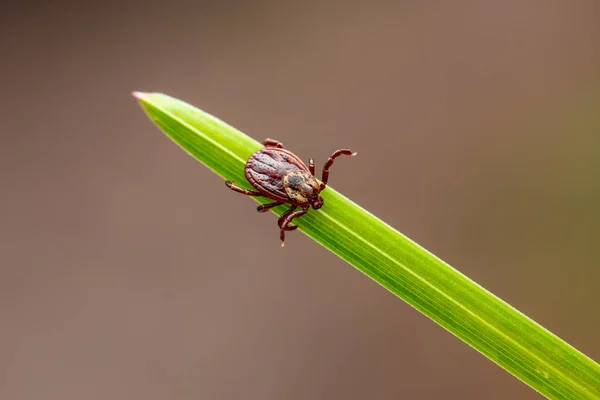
[132,91,147,100]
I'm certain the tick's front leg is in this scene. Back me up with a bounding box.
[263,138,285,148]
[225,181,262,196]
[277,206,297,245]
[278,206,297,227]
[320,149,356,191]
[279,206,309,247]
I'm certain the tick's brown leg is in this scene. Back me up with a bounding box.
[263,138,285,148]
[279,206,309,247]
[225,181,262,196]
[277,206,297,245]
[280,206,309,228]
[278,206,297,228]
[309,158,315,175]
[257,202,283,213]
[319,149,356,191]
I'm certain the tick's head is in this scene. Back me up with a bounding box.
[310,195,324,210]
[284,171,323,208]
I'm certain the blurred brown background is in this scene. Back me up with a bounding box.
[1,1,599,399]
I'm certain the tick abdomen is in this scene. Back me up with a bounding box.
[245,148,309,202]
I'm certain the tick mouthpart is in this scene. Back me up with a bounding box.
[311,196,324,210]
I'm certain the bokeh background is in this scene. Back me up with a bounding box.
[1,1,599,399]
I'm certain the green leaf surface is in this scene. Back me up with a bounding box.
[134,92,600,399]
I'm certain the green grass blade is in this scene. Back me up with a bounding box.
[133,92,600,400]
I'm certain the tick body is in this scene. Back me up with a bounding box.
[226,138,356,246]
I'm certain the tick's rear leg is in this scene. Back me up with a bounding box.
[320,149,356,191]
[279,206,309,247]
[257,201,283,212]
[225,181,262,196]
[309,158,315,175]
[264,138,285,148]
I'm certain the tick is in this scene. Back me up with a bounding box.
[225,138,356,246]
